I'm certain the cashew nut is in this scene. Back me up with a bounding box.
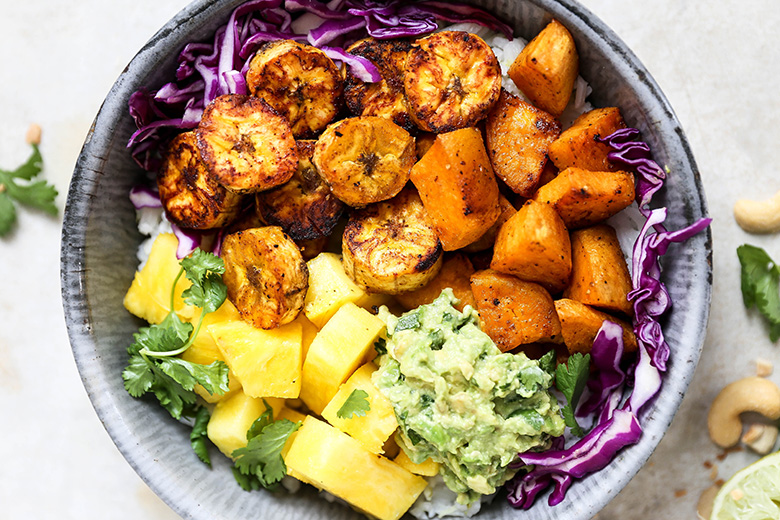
[733,190,780,233]
[707,376,780,448]
[741,423,778,454]
[25,123,41,146]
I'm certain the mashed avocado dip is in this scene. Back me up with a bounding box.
[373,290,565,504]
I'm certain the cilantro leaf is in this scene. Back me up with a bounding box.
[247,401,275,440]
[190,407,213,467]
[182,272,227,314]
[555,352,591,437]
[374,337,387,356]
[158,358,230,395]
[181,248,226,284]
[233,419,301,488]
[395,311,421,332]
[737,244,780,341]
[538,350,557,376]
[336,389,371,419]
[128,314,192,356]
[0,142,57,236]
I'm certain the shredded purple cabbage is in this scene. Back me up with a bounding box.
[129,185,162,209]
[507,129,711,508]
[127,0,511,169]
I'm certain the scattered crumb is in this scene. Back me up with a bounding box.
[25,123,41,145]
[715,479,725,487]
[696,485,720,520]
[716,446,743,461]
[755,357,773,377]
[709,465,718,481]
[703,460,713,469]
[674,489,687,498]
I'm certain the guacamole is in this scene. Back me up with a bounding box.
[373,290,565,504]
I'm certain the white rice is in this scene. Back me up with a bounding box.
[134,206,172,270]
[409,476,492,519]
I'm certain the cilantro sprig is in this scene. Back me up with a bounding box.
[737,244,780,341]
[0,140,58,236]
[555,352,591,437]
[122,248,230,420]
[232,401,301,490]
[336,389,371,419]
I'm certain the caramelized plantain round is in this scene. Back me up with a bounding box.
[246,40,343,138]
[221,227,308,329]
[196,94,298,194]
[157,131,243,229]
[344,38,415,131]
[255,140,345,241]
[313,116,415,207]
[342,187,442,294]
[404,31,502,133]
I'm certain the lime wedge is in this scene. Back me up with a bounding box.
[711,451,780,520]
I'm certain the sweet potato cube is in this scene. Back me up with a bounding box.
[464,194,517,253]
[508,19,579,116]
[486,90,561,197]
[321,363,398,454]
[470,269,562,351]
[284,416,428,520]
[533,167,635,229]
[300,303,385,414]
[490,199,572,294]
[554,298,637,354]
[548,107,626,171]
[395,253,477,312]
[410,127,501,250]
[564,224,634,316]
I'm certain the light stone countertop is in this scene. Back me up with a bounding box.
[1,1,778,519]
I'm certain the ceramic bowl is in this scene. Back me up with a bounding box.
[61,1,712,518]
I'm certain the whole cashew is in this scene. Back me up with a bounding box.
[707,376,780,448]
[733,190,780,233]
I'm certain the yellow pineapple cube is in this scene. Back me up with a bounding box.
[209,320,302,399]
[207,391,284,458]
[303,253,392,328]
[123,233,196,323]
[285,416,428,520]
[321,363,398,454]
[295,313,319,361]
[300,303,385,414]
[394,449,441,477]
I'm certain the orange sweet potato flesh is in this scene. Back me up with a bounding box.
[485,90,561,197]
[395,253,477,311]
[554,298,637,354]
[533,167,635,229]
[564,224,634,316]
[490,199,572,294]
[508,19,578,117]
[548,107,626,171]
[463,194,517,253]
[410,127,501,250]
[471,269,562,352]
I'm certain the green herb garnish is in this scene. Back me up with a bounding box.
[737,244,780,341]
[336,389,371,419]
[0,139,57,236]
[190,407,213,467]
[555,352,591,437]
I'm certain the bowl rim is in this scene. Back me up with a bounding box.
[61,0,713,518]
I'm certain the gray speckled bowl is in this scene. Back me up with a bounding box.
[61,1,712,519]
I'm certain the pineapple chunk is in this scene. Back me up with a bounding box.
[209,320,302,399]
[276,407,307,474]
[394,449,441,477]
[321,363,398,454]
[303,253,392,328]
[207,391,284,458]
[295,313,319,361]
[285,416,428,520]
[300,303,385,414]
[123,233,196,323]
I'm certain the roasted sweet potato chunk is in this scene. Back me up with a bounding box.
[533,167,635,229]
[410,127,501,250]
[395,253,477,311]
[485,90,561,197]
[471,269,562,352]
[564,224,634,316]
[548,107,626,171]
[508,20,578,117]
[490,199,571,294]
[554,298,637,354]
[463,194,517,253]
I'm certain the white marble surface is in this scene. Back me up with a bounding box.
[1,1,778,519]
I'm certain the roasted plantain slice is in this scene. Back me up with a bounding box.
[245,39,343,138]
[255,140,345,241]
[404,31,502,133]
[313,116,415,207]
[157,131,243,229]
[221,226,308,329]
[344,38,415,130]
[342,187,443,294]
[196,94,298,194]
